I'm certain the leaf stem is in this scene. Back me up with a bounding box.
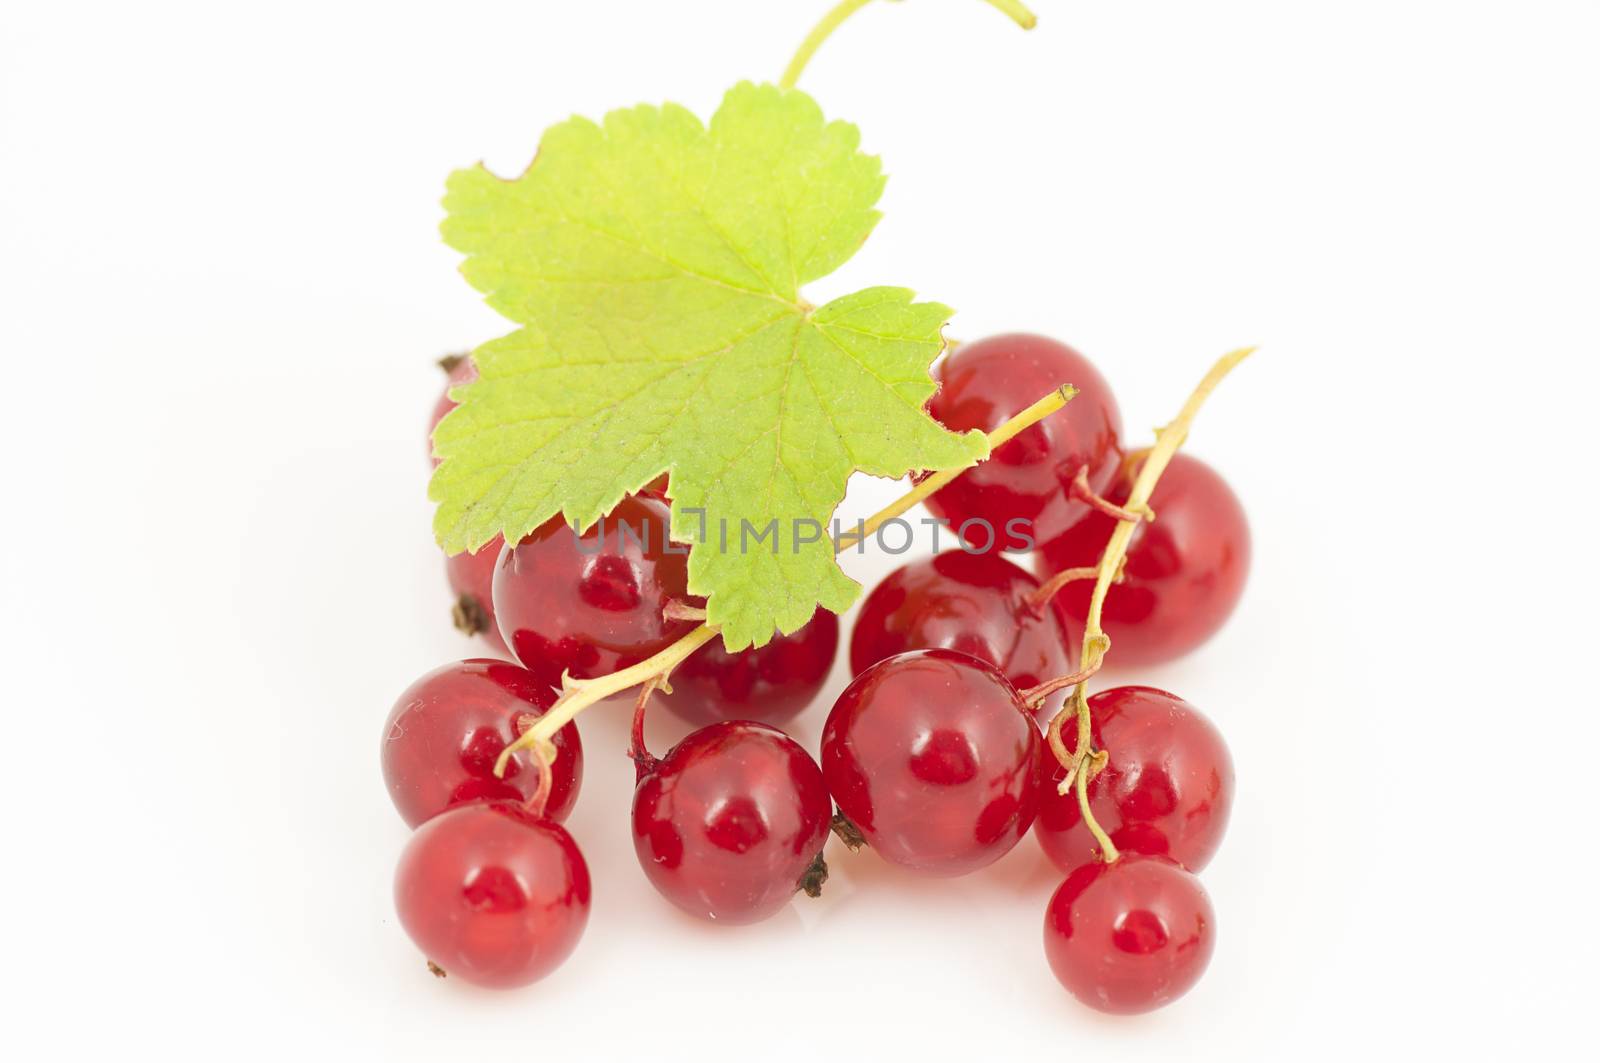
[1044,347,1257,864]
[492,384,1079,777]
[779,0,1037,91]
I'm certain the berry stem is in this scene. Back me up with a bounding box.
[1023,559,1116,614]
[513,713,556,818]
[492,385,1080,777]
[778,0,1037,91]
[1046,346,1258,864]
[780,0,874,91]
[495,625,718,777]
[1045,693,1075,777]
[1068,465,1154,523]
[980,0,1039,32]
[1019,653,1105,708]
[1073,749,1110,844]
[628,678,666,780]
[662,600,707,623]
[836,384,1078,551]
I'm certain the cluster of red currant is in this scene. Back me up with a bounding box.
[385,332,1251,1015]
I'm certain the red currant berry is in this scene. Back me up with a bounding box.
[1036,686,1232,873]
[427,355,476,467]
[1044,856,1215,1014]
[662,609,839,726]
[850,550,1072,708]
[381,660,582,828]
[633,721,832,924]
[821,649,1044,875]
[394,801,590,989]
[444,536,508,654]
[493,493,701,690]
[925,334,1122,549]
[1037,452,1250,667]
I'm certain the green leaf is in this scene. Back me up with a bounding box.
[432,82,987,649]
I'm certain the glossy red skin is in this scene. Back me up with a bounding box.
[1044,856,1215,1014]
[444,535,508,654]
[494,493,701,690]
[394,801,590,989]
[381,660,582,828]
[1037,452,1250,667]
[1036,686,1232,873]
[663,610,839,726]
[633,721,832,925]
[427,356,477,467]
[821,649,1044,876]
[850,551,1072,709]
[925,334,1123,549]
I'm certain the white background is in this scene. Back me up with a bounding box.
[3,1,1596,1058]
